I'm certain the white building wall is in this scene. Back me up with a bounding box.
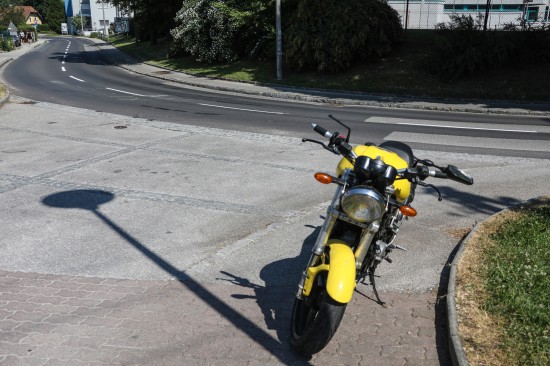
[389,0,550,28]
[66,0,118,34]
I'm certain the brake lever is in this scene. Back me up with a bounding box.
[417,181,443,201]
[302,138,339,154]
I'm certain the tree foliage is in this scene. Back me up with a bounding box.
[0,1,25,27]
[71,13,89,33]
[42,0,65,33]
[170,0,273,63]
[428,15,550,80]
[284,0,403,72]
[109,0,181,44]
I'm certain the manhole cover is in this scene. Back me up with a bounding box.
[114,125,127,129]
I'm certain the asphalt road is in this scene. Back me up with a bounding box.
[4,37,550,160]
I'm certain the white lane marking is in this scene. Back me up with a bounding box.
[61,67,66,72]
[198,103,287,115]
[365,117,540,134]
[62,61,65,64]
[384,132,550,152]
[106,87,146,97]
[69,75,85,82]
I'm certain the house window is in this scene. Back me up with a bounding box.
[545,6,550,22]
[526,6,538,21]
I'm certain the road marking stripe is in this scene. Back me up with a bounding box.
[384,132,550,152]
[69,76,85,82]
[198,103,287,115]
[365,116,540,133]
[61,67,66,72]
[106,87,146,97]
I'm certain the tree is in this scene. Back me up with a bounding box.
[109,0,181,45]
[0,0,25,27]
[42,0,65,33]
[71,13,88,33]
[285,0,403,72]
[170,0,274,63]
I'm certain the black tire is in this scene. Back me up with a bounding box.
[290,281,347,355]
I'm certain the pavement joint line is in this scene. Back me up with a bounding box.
[0,173,299,217]
[0,124,315,173]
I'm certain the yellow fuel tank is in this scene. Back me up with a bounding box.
[336,145,411,202]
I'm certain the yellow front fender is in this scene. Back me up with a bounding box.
[302,240,356,304]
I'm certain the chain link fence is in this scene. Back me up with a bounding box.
[388,0,550,29]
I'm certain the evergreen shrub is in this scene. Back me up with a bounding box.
[284,0,403,72]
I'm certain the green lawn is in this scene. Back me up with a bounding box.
[109,31,550,102]
[484,206,550,365]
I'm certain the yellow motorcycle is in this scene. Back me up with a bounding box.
[290,116,473,355]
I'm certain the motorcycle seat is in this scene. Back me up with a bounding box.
[379,141,414,167]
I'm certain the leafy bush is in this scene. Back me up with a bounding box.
[1,36,15,51]
[170,0,274,63]
[284,0,403,72]
[428,14,550,80]
[36,24,51,33]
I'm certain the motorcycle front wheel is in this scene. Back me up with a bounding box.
[290,282,347,355]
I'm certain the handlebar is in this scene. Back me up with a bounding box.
[304,122,473,186]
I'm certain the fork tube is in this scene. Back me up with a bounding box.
[296,175,347,298]
[354,221,380,269]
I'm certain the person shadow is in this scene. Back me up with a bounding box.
[218,225,321,362]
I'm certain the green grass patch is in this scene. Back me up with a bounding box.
[484,206,550,365]
[109,32,550,101]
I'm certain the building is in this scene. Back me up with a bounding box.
[64,0,120,35]
[16,6,44,26]
[388,0,550,29]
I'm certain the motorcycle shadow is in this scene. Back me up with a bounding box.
[219,226,321,362]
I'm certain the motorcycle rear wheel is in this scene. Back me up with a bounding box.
[290,286,347,355]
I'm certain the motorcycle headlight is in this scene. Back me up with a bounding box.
[341,187,385,223]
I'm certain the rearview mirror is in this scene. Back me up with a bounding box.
[446,165,474,185]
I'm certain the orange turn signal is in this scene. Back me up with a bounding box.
[314,172,333,185]
[399,205,417,217]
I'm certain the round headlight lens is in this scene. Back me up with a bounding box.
[341,187,385,223]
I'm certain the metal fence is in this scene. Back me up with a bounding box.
[388,0,550,29]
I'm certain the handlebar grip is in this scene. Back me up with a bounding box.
[429,170,447,178]
[312,123,332,139]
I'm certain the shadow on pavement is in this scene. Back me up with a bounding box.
[42,189,311,365]
[218,226,320,349]
[435,185,523,217]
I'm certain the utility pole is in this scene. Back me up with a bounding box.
[276,0,282,80]
[99,0,108,41]
[79,1,84,34]
[483,0,491,31]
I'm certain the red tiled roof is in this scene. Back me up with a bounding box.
[15,6,41,19]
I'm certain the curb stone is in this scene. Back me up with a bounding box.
[447,195,550,366]
[0,58,12,108]
[86,38,550,117]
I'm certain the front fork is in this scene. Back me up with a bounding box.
[295,186,341,299]
[296,170,382,300]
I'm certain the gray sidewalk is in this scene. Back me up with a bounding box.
[0,99,452,365]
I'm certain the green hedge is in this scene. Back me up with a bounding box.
[428,15,550,80]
